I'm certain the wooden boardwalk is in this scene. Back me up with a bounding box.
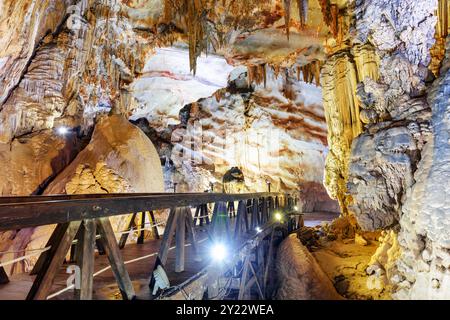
[0,228,211,300]
[0,212,337,300]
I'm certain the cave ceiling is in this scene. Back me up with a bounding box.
[120,0,334,71]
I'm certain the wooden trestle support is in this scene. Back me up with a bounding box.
[0,192,299,300]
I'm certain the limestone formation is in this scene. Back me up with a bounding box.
[169,66,330,196]
[276,234,343,300]
[393,38,450,299]
[0,115,164,274]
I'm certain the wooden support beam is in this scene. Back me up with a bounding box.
[238,257,250,300]
[27,221,82,300]
[261,197,268,224]
[0,192,288,232]
[156,208,178,266]
[263,227,276,298]
[0,266,9,284]
[227,201,235,218]
[30,223,71,276]
[251,199,259,229]
[148,211,160,239]
[137,212,145,244]
[234,200,248,239]
[175,208,186,273]
[185,208,200,262]
[75,219,96,300]
[248,260,264,299]
[96,217,135,300]
[194,205,201,226]
[210,202,230,243]
[118,213,137,249]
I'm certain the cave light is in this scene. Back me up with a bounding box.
[255,226,262,233]
[56,126,70,136]
[210,242,228,262]
[274,212,283,221]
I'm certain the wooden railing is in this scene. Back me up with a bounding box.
[0,192,300,300]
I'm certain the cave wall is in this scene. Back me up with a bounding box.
[321,0,450,299]
[0,0,337,276]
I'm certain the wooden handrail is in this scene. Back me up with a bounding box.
[0,192,291,232]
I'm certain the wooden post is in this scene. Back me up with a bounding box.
[210,202,230,243]
[137,212,146,244]
[27,221,82,300]
[96,217,135,300]
[0,266,9,284]
[227,201,235,217]
[175,208,186,273]
[185,207,200,262]
[118,213,137,249]
[194,205,201,226]
[30,223,73,276]
[234,200,248,239]
[261,197,268,224]
[75,219,96,300]
[148,211,160,239]
[263,227,276,298]
[251,199,259,229]
[238,257,250,300]
[156,208,178,266]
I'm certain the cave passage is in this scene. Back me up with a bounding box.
[0,0,450,302]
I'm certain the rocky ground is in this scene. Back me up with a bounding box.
[277,215,391,300]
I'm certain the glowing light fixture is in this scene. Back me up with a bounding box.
[294,205,299,211]
[56,126,70,136]
[274,212,282,221]
[255,226,262,233]
[210,243,227,262]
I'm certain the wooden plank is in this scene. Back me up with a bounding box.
[27,221,82,300]
[0,192,288,232]
[0,266,9,284]
[96,217,135,300]
[75,219,96,300]
[156,208,178,265]
[175,208,186,273]
[118,213,137,249]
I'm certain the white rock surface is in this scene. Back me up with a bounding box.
[130,46,236,130]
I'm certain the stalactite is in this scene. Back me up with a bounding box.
[246,64,267,87]
[296,0,308,28]
[163,0,274,74]
[318,0,339,39]
[430,0,449,76]
[283,0,291,40]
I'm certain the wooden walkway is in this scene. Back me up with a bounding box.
[0,212,335,300]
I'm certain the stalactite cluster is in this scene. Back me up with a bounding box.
[283,0,309,39]
[297,60,321,86]
[246,60,321,88]
[162,0,274,74]
[318,0,339,38]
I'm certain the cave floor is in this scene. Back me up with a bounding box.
[312,239,390,300]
